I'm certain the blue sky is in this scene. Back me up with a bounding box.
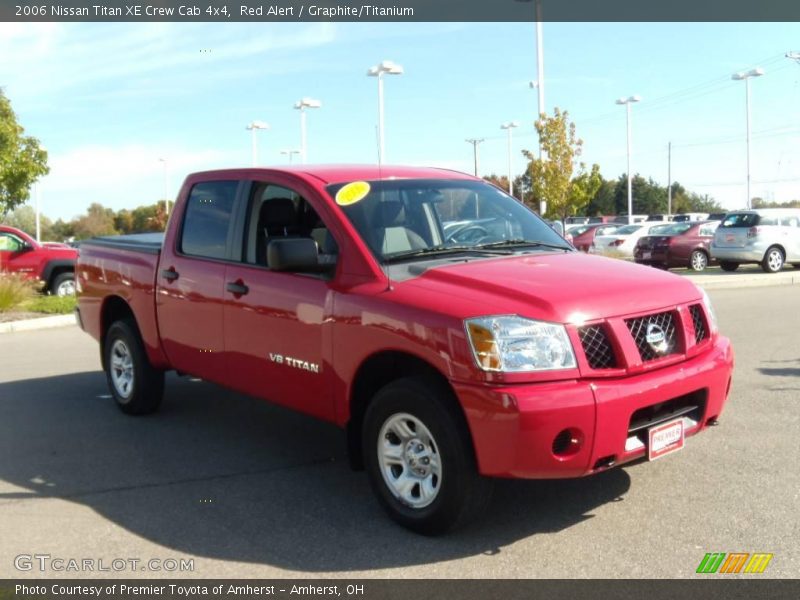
[2,21,800,220]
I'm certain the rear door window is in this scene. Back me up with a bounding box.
[180,181,239,260]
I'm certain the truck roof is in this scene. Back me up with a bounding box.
[192,164,478,185]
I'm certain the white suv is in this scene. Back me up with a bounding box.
[711,208,800,273]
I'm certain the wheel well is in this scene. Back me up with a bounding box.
[47,266,73,287]
[346,351,471,471]
[100,296,136,369]
[764,244,785,259]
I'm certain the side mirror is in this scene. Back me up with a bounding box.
[19,242,34,252]
[267,238,326,273]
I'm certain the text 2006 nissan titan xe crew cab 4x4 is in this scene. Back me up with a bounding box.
[76,166,734,534]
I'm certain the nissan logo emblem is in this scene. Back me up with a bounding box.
[645,323,670,354]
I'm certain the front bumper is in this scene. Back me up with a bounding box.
[454,335,733,479]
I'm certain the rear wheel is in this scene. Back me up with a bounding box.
[103,319,164,415]
[50,272,75,296]
[689,250,709,272]
[720,261,739,272]
[363,377,493,535]
[761,247,784,273]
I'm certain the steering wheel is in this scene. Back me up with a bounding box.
[447,225,490,244]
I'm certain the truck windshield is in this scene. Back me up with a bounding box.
[325,178,570,262]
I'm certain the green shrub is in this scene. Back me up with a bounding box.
[23,294,77,314]
[0,274,37,312]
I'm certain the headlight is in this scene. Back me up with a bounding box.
[465,315,577,372]
[700,288,718,333]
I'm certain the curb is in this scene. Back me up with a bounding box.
[0,314,76,334]
[682,272,800,291]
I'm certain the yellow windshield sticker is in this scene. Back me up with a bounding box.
[335,181,371,206]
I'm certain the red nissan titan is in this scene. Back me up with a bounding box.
[76,165,734,534]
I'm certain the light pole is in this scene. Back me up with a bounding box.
[500,122,519,197]
[35,145,47,242]
[158,158,169,217]
[280,149,301,164]
[465,138,484,176]
[294,98,321,164]
[615,95,641,224]
[732,68,764,210]
[367,60,404,166]
[246,120,269,166]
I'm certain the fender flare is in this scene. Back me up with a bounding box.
[41,259,76,285]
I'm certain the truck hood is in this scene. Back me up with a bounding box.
[394,251,703,323]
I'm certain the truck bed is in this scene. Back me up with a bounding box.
[80,233,164,254]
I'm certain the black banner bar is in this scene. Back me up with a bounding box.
[2,580,800,600]
[5,0,800,22]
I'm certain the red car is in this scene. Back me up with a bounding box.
[634,221,720,271]
[568,223,621,252]
[0,225,78,295]
[76,166,733,534]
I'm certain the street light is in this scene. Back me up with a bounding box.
[732,67,764,210]
[367,60,404,165]
[465,138,484,176]
[615,95,642,225]
[294,98,321,164]
[246,120,270,166]
[158,158,169,217]
[280,149,301,164]
[35,145,47,243]
[500,122,520,197]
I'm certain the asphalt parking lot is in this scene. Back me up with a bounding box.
[1,285,798,579]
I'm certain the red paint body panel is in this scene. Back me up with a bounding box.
[76,165,734,481]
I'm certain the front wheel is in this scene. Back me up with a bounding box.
[363,377,493,535]
[103,319,164,415]
[761,247,784,273]
[720,261,739,272]
[50,272,75,296]
[689,250,709,272]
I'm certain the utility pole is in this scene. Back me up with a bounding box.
[465,138,484,177]
[667,142,672,217]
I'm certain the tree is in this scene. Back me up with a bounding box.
[483,174,509,192]
[586,179,617,216]
[0,90,49,217]
[72,203,117,239]
[1,204,54,240]
[523,108,601,221]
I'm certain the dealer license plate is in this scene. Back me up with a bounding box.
[642,251,652,259]
[648,419,684,460]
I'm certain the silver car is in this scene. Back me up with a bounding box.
[711,208,800,273]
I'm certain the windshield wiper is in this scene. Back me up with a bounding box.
[383,245,514,263]
[475,239,573,251]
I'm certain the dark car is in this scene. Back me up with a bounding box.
[634,221,720,271]
[569,223,620,252]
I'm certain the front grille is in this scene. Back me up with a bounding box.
[689,304,707,344]
[578,325,617,369]
[625,310,678,361]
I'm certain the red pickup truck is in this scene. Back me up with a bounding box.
[76,166,734,534]
[0,225,78,295]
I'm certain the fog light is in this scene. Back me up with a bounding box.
[552,428,583,458]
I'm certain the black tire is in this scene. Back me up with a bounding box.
[103,319,164,415]
[720,261,739,272]
[689,250,709,272]
[362,376,493,535]
[761,246,784,273]
[49,271,75,296]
